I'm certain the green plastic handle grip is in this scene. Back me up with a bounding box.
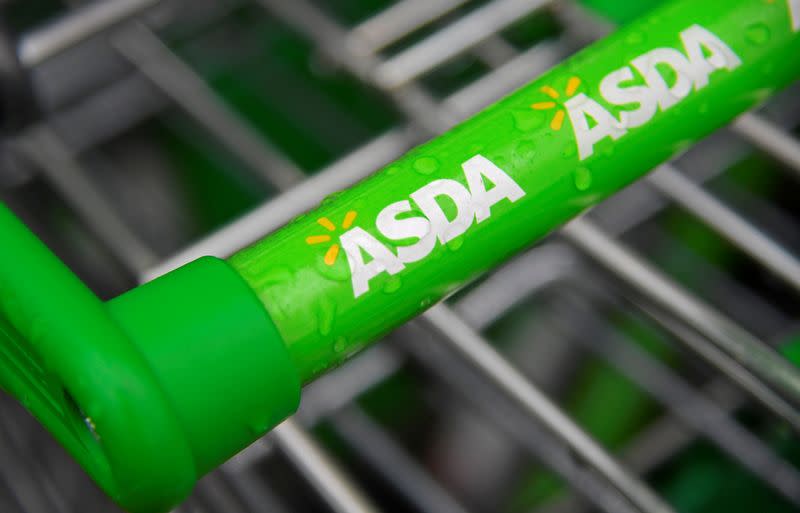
[0,1,798,512]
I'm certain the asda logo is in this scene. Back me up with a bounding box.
[307,155,525,297]
[544,25,742,161]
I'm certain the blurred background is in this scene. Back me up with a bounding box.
[2,0,800,512]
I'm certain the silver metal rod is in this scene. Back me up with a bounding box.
[298,346,405,427]
[399,322,640,513]
[192,473,252,513]
[222,470,290,513]
[442,36,571,118]
[13,125,158,273]
[647,164,800,293]
[552,294,800,504]
[112,23,304,191]
[18,0,160,68]
[271,419,382,513]
[371,0,552,89]
[0,412,71,513]
[347,0,470,55]
[332,406,473,513]
[732,113,800,178]
[539,367,749,513]
[422,304,676,513]
[562,218,800,428]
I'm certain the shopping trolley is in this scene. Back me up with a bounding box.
[1,0,800,512]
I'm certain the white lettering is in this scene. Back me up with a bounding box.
[410,179,474,244]
[375,200,436,264]
[599,66,659,129]
[680,24,741,89]
[341,155,525,297]
[566,25,740,161]
[565,93,627,160]
[462,154,526,222]
[340,227,404,298]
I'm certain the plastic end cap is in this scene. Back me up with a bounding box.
[0,204,300,512]
[107,256,301,478]
[0,204,194,512]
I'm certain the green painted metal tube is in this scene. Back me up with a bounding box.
[230,0,800,383]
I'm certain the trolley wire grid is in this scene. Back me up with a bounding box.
[1,1,800,513]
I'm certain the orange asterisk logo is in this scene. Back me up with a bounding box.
[305,211,358,265]
[530,76,582,131]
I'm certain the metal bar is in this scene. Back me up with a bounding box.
[331,406,473,513]
[18,0,160,68]
[112,23,304,190]
[347,0,470,55]
[442,36,571,117]
[732,113,800,178]
[13,125,158,273]
[0,412,70,513]
[647,164,800,293]
[551,293,800,504]
[371,0,552,89]
[422,304,676,513]
[539,370,749,513]
[221,470,290,513]
[398,322,640,513]
[297,346,405,427]
[561,218,800,429]
[270,419,382,513]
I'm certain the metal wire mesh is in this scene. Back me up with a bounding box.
[2,0,800,512]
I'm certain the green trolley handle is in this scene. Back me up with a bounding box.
[0,1,798,511]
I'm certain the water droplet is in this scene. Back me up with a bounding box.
[385,165,401,176]
[745,23,770,45]
[512,110,541,132]
[490,155,509,168]
[317,299,336,336]
[249,418,269,436]
[513,139,536,163]
[573,167,592,191]
[420,297,433,309]
[414,156,439,175]
[317,255,350,282]
[442,222,469,248]
[446,236,464,252]
[333,336,347,353]
[311,363,327,379]
[321,191,342,205]
[624,31,645,45]
[383,275,402,293]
